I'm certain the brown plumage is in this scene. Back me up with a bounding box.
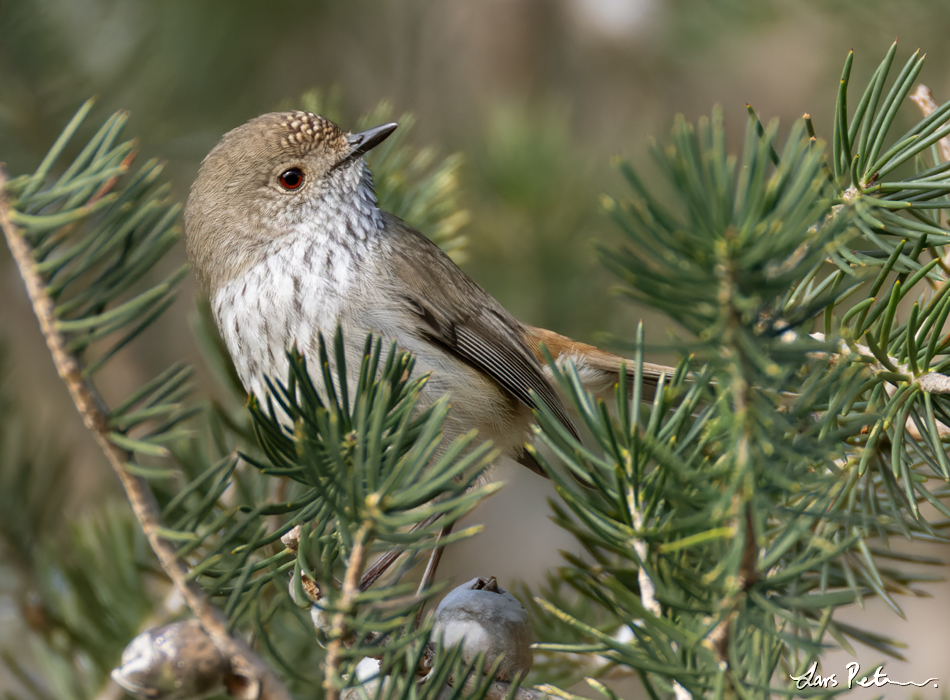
[183,111,666,480]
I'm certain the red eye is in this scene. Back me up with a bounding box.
[278,167,304,190]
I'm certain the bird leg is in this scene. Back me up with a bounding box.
[417,521,454,596]
[413,521,455,629]
[359,512,444,592]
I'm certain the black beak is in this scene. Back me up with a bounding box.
[347,122,398,157]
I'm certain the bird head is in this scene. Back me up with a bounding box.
[183,111,397,295]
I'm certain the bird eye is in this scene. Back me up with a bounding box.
[278,167,304,190]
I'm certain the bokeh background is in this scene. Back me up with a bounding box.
[3,1,950,697]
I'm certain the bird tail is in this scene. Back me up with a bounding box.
[523,325,671,403]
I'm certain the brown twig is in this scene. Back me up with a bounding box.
[324,521,370,700]
[0,166,291,700]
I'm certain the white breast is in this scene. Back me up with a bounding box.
[212,227,356,401]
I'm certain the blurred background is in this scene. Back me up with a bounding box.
[3,0,950,697]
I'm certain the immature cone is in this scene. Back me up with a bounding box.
[111,620,227,700]
[287,569,333,635]
[430,576,533,682]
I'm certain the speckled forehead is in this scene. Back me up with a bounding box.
[279,111,347,152]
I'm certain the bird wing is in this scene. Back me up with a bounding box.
[381,213,579,441]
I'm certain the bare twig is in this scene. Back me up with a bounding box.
[324,521,370,700]
[630,507,660,617]
[918,372,950,394]
[0,167,291,700]
[911,84,950,163]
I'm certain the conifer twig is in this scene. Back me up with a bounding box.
[812,332,950,437]
[324,522,369,700]
[630,507,692,700]
[0,167,291,700]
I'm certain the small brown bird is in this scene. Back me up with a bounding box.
[183,111,665,479]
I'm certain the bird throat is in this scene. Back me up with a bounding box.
[318,161,385,241]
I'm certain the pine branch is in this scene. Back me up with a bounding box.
[10,47,950,700]
[526,49,950,694]
[0,105,291,700]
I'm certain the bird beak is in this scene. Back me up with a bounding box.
[347,122,398,157]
